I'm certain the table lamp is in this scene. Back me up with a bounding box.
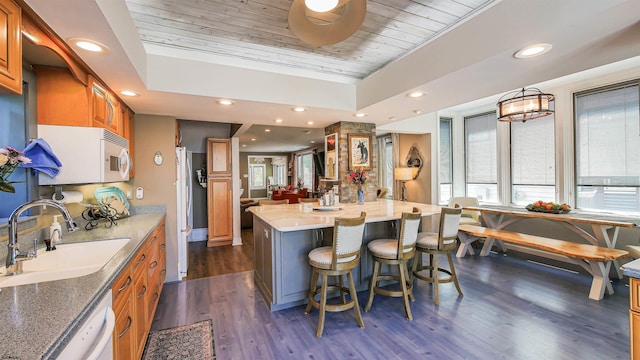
[394,167,414,201]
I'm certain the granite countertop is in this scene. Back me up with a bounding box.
[247,199,442,231]
[0,213,166,360]
[621,258,640,279]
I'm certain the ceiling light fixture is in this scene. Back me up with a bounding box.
[275,118,284,123]
[305,0,338,12]
[307,121,314,125]
[216,99,236,106]
[497,87,554,122]
[289,0,366,46]
[514,43,552,59]
[120,90,138,97]
[292,106,308,112]
[251,138,256,141]
[353,113,367,118]
[265,129,271,132]
[413,109,423,115]
[406,91,426,98]
[68,38,109,53]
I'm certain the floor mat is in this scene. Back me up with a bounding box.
[142,320,215,360]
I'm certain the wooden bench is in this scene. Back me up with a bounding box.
[457,224,630,300]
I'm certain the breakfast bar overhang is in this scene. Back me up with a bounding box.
[247,200,442,311]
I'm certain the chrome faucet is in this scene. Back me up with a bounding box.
[6,199,78,276]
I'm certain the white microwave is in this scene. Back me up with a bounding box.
[38,125,131,185]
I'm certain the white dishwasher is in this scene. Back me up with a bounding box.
[56,289,115,360]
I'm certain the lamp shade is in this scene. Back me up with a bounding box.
[497,87,554,122]
[394,167,414,181]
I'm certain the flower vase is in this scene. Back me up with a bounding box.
[357,185,364,205]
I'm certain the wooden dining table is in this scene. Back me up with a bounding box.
[462,204,640,280]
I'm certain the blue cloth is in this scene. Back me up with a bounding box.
[19,138,62,177]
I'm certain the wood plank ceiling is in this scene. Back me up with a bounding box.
[123,0,494,80]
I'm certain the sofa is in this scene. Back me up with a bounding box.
[272,188,308,204]
[241,198,259,228]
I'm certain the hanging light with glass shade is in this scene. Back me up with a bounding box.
[497,87,554,123]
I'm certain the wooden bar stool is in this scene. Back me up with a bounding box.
[412,207,463,305]
[304,211,367,337]
[364,207,421,320]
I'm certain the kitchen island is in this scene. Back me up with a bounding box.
[0,212,165,360]
[247,199,441,311]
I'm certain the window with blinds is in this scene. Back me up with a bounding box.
[511,110,556,205]
[575,81,640,212]
[439,118,452,204]
[465,112,498,203]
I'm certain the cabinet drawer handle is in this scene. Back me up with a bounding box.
[150,236,157,244]
[119,316,132,338]
[118,276,132,293]
[137,285,147,299]
[136,254,146,266]
[150,260,158,269]
[160,243,166,250]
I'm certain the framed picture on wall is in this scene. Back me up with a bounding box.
[325,133,338,180]
[348,134,372,170]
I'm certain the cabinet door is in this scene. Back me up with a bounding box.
[122,106,135,178]
[0,0,21,95]
[206,138,231,177]
[113,296,135,360]
[207,177,233,245]
[90,78,109,128]
[133,270,147,359]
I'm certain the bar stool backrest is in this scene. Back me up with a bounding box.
[439,207,462,251]
[397,207,422,260]
[332,212,366,270]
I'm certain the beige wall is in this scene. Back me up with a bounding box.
[131,114,179,282]
[397,133,431,204]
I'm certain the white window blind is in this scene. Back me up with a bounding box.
[510,114,556,204]
[465,112,498,202]
[439,118,452,204]
[575,82,640,211]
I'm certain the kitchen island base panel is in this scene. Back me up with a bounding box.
[254,217,400,311]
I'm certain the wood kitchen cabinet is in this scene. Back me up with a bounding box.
[89,75,120,134]
[206,138,232,247]
[0,0,21,95]
[121,105,135,178]
[112,265,134,360]
[112,219,166,360]
[630,278,640,357]
[207,138,232,177]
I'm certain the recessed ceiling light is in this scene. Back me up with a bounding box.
[292,106,308,112]
[120,90,138,97]
[406,91,426,98]
[216,99,235,106]
[413,109,423,115]
[514,43,552,59]
[388,116,397,121]
[275,118,283,123]
[68,38,109,53]
[307,121,314,125]
[242,144,246,147]
[265,129,271,132]
[305,0,338,12]
[251,138,256,141]
[353,113,367,118]
[310,140,316,144]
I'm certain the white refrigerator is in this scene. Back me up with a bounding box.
[176,147,193,280]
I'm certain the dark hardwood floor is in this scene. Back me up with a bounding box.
[153,239,631,360]
[185,229,254,280]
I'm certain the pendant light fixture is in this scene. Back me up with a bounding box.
[289,0,366,46]
[497,87,554,123]
[305,0,339,12]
